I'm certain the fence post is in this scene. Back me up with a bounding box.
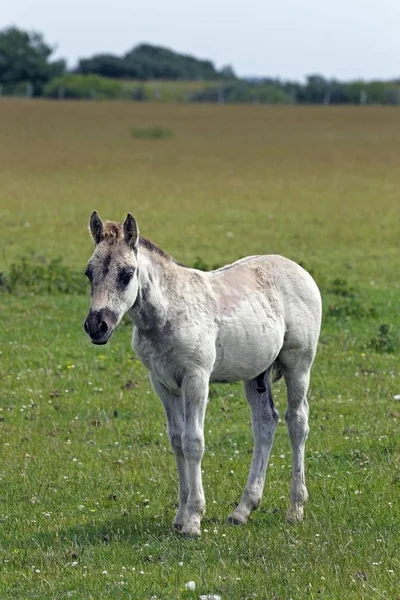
[360,90,367,105]
[26,82,33,98]
[58,86,65,100]
[323,90,331,105]
[218,84,224,104]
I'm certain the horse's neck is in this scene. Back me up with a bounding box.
[129,249,171,331]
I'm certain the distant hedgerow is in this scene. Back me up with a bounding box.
[0,256,227,295]
[0,257,85,295]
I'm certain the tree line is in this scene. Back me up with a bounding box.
[1,26,399,104]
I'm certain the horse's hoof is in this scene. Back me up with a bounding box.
[286,507,304,523]
[180,526,201,539]
[227,513,247,526]
[173,522,183,531]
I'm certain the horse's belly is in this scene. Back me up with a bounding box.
[211,313,284,383]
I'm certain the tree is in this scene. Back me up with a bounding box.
[77,54,130,79]
[0,26,65,94]
[76,43,222,81]
[219,65,236,80]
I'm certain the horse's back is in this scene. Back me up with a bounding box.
[208,254,321,381]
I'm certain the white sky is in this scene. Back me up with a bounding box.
[2,0,400,80]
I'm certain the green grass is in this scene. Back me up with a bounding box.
[0,101,399,599]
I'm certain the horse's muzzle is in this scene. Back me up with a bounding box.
[84,308,117,345]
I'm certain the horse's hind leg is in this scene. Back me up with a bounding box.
[282,365,311,523]
[228,372,278,525]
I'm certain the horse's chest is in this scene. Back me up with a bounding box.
[131,328,180,390]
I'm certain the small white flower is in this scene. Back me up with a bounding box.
[102,570,108,575]
[184,581,196,591]
[71,561,78,567]
[354,490,361,495]
[178,561,184,567]
[199,595,222,600]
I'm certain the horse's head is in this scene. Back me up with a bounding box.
[84,211,140,345]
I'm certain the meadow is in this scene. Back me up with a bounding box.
[0,100,399,599]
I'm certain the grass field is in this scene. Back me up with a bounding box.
[0,100,399,599]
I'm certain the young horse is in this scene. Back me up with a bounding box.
[84,211,321,537]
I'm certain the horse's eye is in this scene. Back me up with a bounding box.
[120,271,134,286]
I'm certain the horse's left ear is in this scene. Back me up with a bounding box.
[123,213,139,250]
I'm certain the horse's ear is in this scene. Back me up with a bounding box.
[89,211,104,245]
[123,213,139,250]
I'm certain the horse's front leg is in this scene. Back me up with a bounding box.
[180,370,209,537]
[149,373,188,530]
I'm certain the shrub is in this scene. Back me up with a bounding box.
[191,257,223,271]
[328,278,355,298]
[367,324,399,354]
[326,297,378,320]
[324,277,378,320]
[131,126,174,139]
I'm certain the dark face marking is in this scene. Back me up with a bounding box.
[102,253,112,277]
[117,267,135,290]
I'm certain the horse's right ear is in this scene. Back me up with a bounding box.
[89,211,104,245]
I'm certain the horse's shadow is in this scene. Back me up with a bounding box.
[24,510,281,553]
[30,515,177,551]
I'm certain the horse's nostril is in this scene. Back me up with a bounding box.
[84,320,89,334]
[99,320,108,334]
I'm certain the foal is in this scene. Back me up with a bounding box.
[84,212,321,537]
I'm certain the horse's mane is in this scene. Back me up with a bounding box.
[103,221,174,262]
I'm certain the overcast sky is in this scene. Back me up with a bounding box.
[2,0,399,80]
